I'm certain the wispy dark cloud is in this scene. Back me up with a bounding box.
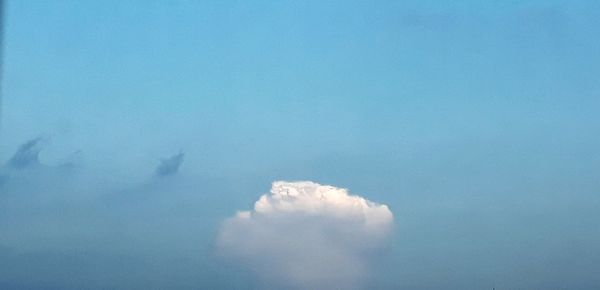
[155,152,184,177]
[6,137,44,170]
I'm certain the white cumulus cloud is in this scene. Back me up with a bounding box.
[217,181,394,289]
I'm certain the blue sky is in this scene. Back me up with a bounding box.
[1,1,600,289]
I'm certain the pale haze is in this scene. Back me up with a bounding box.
[1,1,599,289]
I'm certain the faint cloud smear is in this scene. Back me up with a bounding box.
[217,181,393,290]
[58,150,83,169]
[155,152,184,177]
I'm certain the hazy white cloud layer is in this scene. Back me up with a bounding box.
[218,181,393,289]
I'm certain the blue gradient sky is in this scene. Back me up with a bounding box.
[1,1,600,289]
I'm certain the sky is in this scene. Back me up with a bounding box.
[1,0,600,289]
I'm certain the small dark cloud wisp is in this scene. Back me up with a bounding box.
[155,152,184,177]
[6,137,43,170]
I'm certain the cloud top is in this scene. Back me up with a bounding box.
[251,181,393,232]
